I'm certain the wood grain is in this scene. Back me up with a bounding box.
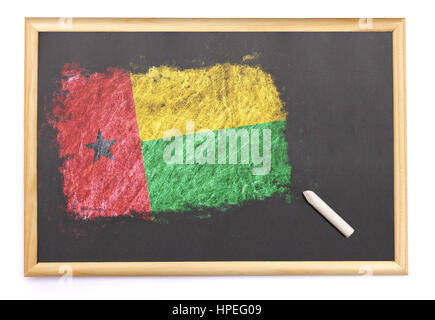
[24,18,38,276]
[26,18,403,32]
[392,19,408,274]
[24,18,407,276]
[26,261,404,276]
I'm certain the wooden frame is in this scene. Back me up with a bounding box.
[24,18,407,276]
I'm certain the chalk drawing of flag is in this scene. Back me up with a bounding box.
[48,62,291,220]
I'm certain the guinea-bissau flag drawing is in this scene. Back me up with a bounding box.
[48,62,291,220]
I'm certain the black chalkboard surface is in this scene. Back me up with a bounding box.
[25,18,407,276]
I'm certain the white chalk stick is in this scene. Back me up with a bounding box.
[303,190,355,238]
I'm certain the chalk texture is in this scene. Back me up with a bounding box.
[131,63,287,141]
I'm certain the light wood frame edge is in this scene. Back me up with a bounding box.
[25,261,404,276]
[392,19,408,274]
[24,18,38,276]
[24,18,407,276]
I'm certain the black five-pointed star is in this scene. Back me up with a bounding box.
[85,130,117,163]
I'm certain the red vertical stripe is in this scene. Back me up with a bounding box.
[49,64,151,219]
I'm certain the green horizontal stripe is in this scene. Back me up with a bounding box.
[141,120,291,213]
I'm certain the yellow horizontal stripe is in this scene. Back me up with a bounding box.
[131,63,287,142]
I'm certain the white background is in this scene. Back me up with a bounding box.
[0,0,433,300]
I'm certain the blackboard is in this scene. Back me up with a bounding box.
[25,18,407,276]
